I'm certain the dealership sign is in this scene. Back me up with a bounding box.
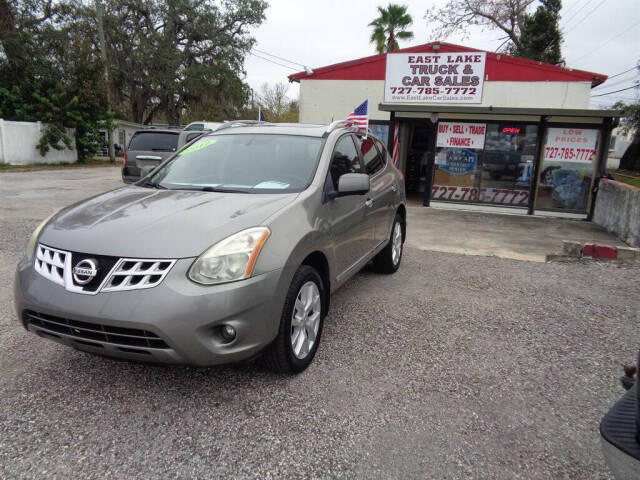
[436,122,486,149]
[384,52,486,103]
[543,128,599,163]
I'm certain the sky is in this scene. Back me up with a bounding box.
[243,0,640,109]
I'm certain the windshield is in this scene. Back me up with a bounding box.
[150,134,323,193]
[129,132,179,152]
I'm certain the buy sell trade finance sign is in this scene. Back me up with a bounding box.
[436,122,486,149]
[384,52,486,103]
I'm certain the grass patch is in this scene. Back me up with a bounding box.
[0,157,123,173]
[607,169,640,188]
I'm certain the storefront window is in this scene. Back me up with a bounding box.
[432,122,537,206]
[369,124,389,145]
[535,127,600,212]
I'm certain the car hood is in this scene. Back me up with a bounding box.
[39,186,298,258]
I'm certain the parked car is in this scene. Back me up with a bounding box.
[14,121,406,373]
[184,121,224,131]
[122,129,207,183]
[600,351,640,479]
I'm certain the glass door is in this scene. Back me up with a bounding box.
[477,123,538,207]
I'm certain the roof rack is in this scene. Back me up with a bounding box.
[325,120,375,137]
[215,119,272,131]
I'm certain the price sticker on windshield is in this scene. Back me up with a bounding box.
[179,139,217,155]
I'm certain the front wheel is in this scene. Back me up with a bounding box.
[262,265,325,374]
[372,214,404,274]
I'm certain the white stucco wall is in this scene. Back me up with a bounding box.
[298,79,592,124]
[0,119,77,165]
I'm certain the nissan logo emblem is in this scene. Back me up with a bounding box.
[72,259,98,285]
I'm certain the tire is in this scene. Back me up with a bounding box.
[372,213,404,274]
[262,265,325,374]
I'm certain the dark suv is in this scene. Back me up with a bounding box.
[600,350,640,478]
[122,129,206,183]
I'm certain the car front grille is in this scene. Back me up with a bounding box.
[25,310,170,349]
[34,245,68,287]
[34,243,175,294]
[102,260,175,292]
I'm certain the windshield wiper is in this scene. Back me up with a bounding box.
[201,186,251,193]
[141,180,167,189]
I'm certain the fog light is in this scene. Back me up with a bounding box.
[221,325,236,342]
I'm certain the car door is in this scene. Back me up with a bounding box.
[325,134,374,278]
[355,135,396,247]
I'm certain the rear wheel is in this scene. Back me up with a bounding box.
[372,214,403,274]
[263,265,325,374]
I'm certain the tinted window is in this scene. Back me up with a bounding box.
[329,135,361,190]
[186,132,202,143]
[358,136,385,175]
[151,134,323,193]
[128,132,179,152]
[185,123,204,131]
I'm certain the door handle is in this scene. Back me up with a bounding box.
[364,198,374,208]
[391,184,398,193]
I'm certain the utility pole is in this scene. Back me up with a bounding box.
[95,0,115,163]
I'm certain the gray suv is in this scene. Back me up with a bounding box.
[122,129,208,183]
[15,122,406,373]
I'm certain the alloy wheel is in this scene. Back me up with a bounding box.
[291,281,321,359]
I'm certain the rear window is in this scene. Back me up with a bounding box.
[185,123,204,131]
[128,132,179,152]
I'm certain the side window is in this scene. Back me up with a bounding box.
[358,136,385,175]
[329,135,362,190]
[374,138,389,164]
[186,133,201,143]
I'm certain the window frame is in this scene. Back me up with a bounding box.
[323,133,365,199]
[354,134,387,178]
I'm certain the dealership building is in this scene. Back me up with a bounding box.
[289,42,619,217]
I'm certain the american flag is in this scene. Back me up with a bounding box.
[346,99,368,130]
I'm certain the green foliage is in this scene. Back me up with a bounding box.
[0,0,109,160]
[508,0,564,65]
[430,1,564,65]
[98,0,268,125]
[369,4,414,54]
[613,100,640,172]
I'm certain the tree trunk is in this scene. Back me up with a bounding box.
[619,132,640,172]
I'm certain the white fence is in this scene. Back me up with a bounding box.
[0,119,77,165]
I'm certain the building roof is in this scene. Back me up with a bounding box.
[289,42,607,87]
[378,103,619,118]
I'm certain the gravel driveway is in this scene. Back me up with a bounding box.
[1,167,638,479]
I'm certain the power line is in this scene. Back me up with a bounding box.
[563,0,606,34]
[593,73,640,90]
[561,0,597,29]
[591,84,639,97]
[572,20,640,62]
[249,52,298,71]
[562,0,586,18]
[607,64,640,80]
[252,48,306,68]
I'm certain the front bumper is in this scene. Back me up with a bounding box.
[600,384,640,480]
[14,256,290,366]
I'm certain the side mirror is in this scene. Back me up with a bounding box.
[337,173,370,196]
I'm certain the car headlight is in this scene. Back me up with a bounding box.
[188,227,271,285]
[26,212,57,262]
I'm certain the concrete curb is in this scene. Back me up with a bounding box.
[545,241,640,263]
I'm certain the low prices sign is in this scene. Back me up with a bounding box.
[432,185,530,206]
[544,127,599,163]
[436,122,486,149]
[384,52,486,103]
